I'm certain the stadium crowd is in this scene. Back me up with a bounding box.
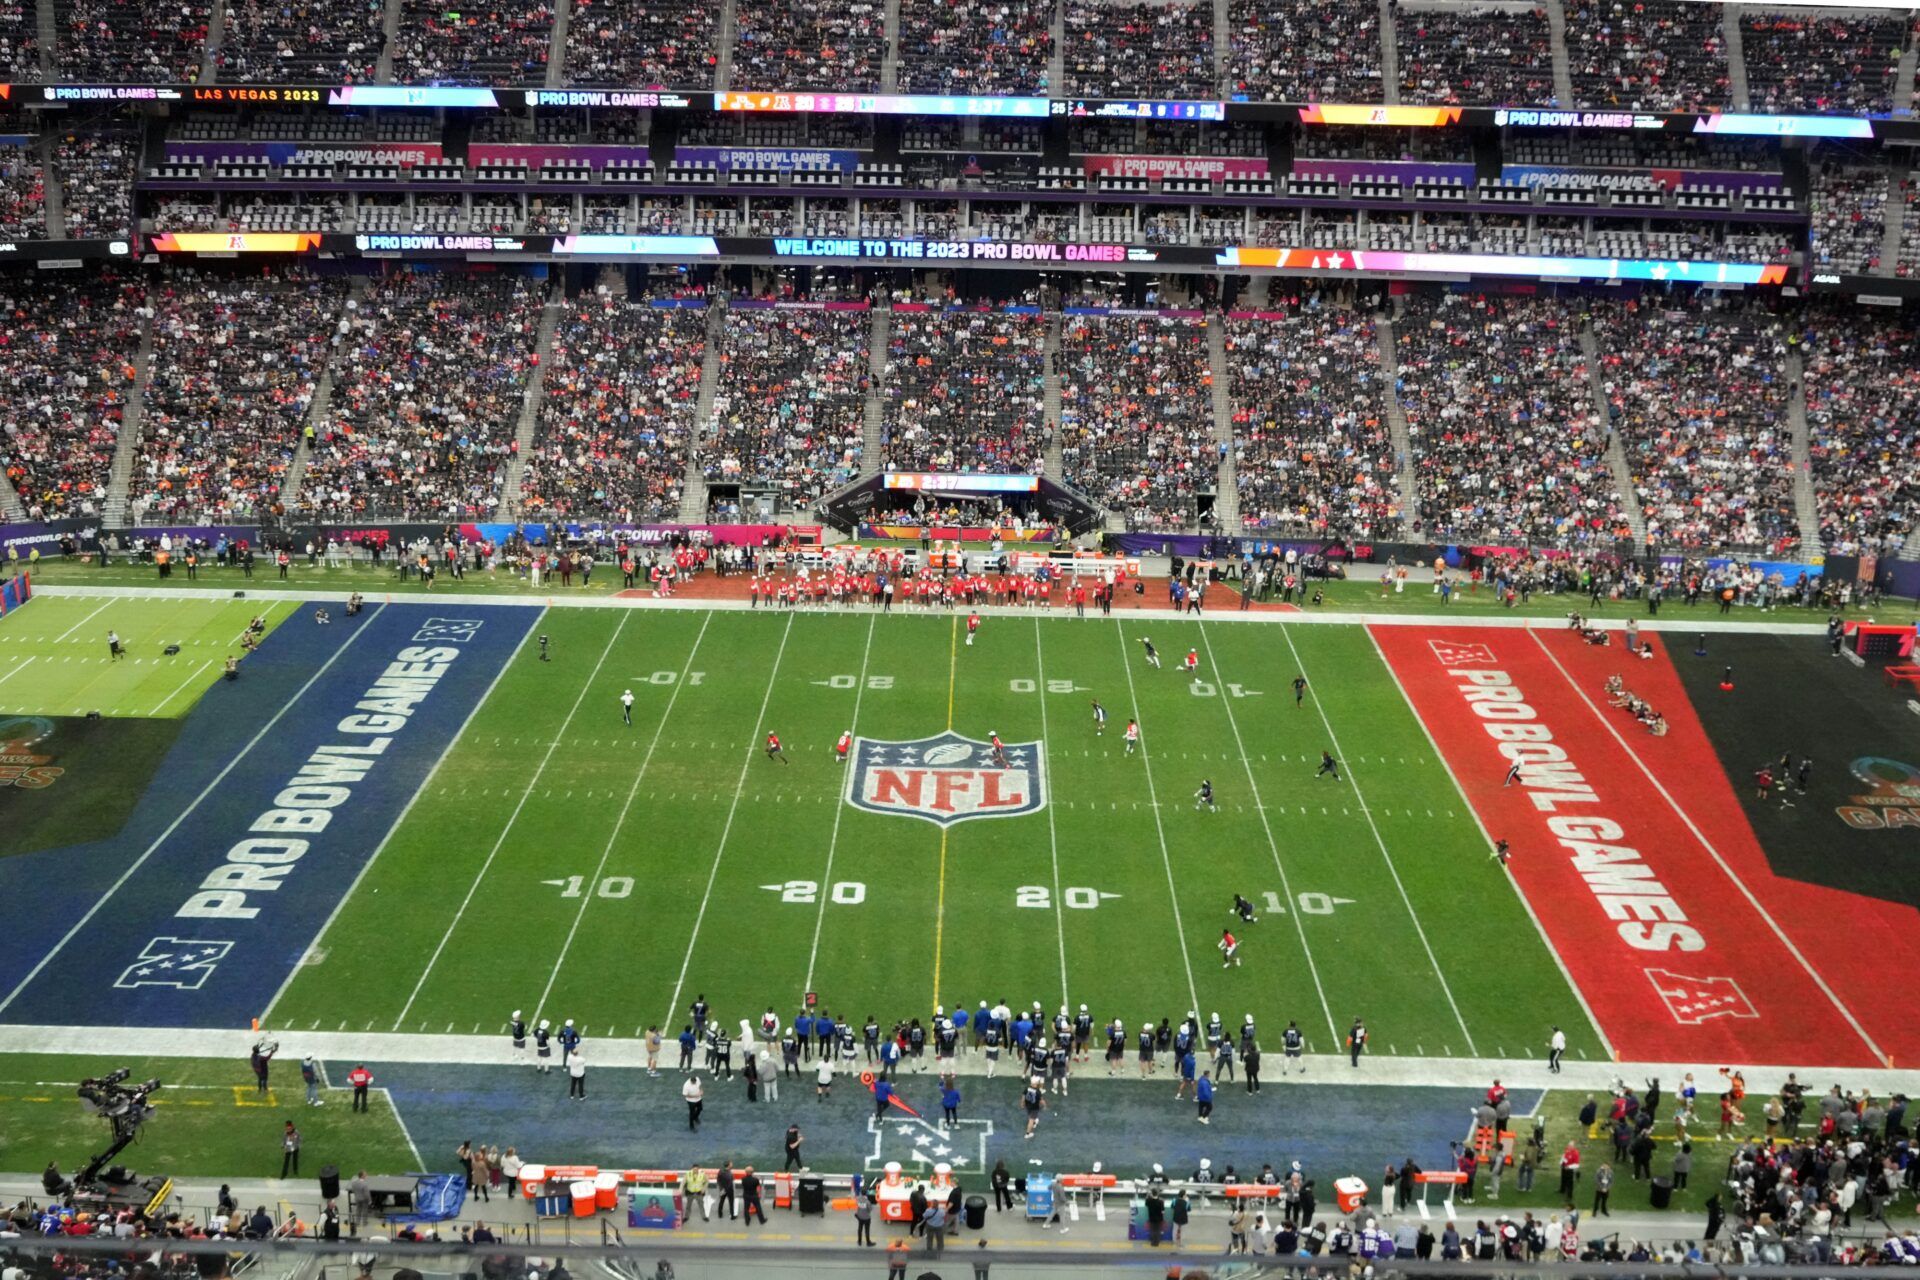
[518,292,707,523]
[1393,293,1626,547]
[729,0,887,93]
[1224,0,1381,103]
[1740,13,1903,115]
[564,0,716,86]
[1223,300,1399,539]
[390,0,552,83]
[0,274,145,520]
[214,0,385,83]
[0,131,45,240]
[1396,7,1558,107]
[1062,0,1216,99]
[1809,167,1888,276]
[128,269,345,523]
[896,0,1052,95]
[55,0,208,80]
[300,271,545,520]
[1801,310,1918,557]
[701,309,868,505]
[880,311,1049,475]
[1565,0,1730,112]
[52,126,136,240]
[1591,296,1799,553]
[1058,315,1214,531]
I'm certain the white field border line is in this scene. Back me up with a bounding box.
[664,611,798,1026]
[24,584,1842,636]
[149,660,215,716]
[260,613,547,1027]
[393,610,632,1028]
[2,1023,1917,1092]
[1362,625,1614,1063]
[535,611,716,1021]
[1525,626,1889,1066]
[802,612,878,997]
[1277,622,1479,1055]
[1113,619,1201,1016]
[0,655,36,688]
[53,599,114,643]
[1031,617,1071,1010]
[1196,621,1339,1049]
[0,603,394,1018]
[383,1086,425,1168]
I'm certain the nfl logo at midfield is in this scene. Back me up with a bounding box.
[845,731,1047,828]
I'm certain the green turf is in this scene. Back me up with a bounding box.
[267,608,1604,1066]
[20,558,1888,619]
[0,596,296,718]
[0,1054,417,1180]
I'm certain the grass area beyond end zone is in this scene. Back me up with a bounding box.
[0,596,296,719]
[0,1054,418,1180]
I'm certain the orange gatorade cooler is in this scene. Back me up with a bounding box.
[595,1173,620,1210]
[570,1180,596,1218]
[1335,1177,1369,1215]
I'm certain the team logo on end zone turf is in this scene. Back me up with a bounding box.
[1644,969,1759,1025]
[845,732,1046,828]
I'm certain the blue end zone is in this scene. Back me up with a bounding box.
[0,602,536,1028]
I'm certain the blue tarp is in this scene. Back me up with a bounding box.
[385,1174,466,1224]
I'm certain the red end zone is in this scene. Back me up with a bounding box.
[1373,624,1887,1067]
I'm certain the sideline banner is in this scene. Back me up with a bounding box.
[860,524,1058,542]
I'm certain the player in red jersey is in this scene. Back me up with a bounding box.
[966,612,981,646]
[1183,647,1200,674]
[1219,929,1240,968]
[836,730,853,763]
[766,731,788,764]
[989,731,1010,768]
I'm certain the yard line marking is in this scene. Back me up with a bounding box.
[1196,623,1337,1045]
[802,613,877,996]
[53,599,114,643]
[1032,619,1071,1009]
[664,612,795,1026]
[0,656,36,689]
[1364,625,1611,1060]
[392,610,630,1028]
[263,613,547,1028]
[1113,619,1200,1015]
[1277,623,1478,1054]
[148,660,213,716]
[932,613,959,1008]
[0,604,393,1019]
[1527,626,1885,1064]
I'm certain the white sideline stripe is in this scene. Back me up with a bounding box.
[148,660,214,716]
[1031,618,1071,1009]
[802,613,877,997]
[3,1023,1914,1094]
[663,612,797,1026]
[1363,625,1614,1062]
[0,655,37,688]
[1196,622,1339,1047]
[393,610,628,1027]
[53,599,114,643]
[384,1085,424,1169]
[1113,619,1201,1016]
[260,615,545,1027]
[26,583,1839,635]
[1277,623,1479,1055]
[0,604,392,1018]
[1525,626,1888,1066]
[534,612,715,1022]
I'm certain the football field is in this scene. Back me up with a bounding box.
[5,588,1918,1077]
[262,606,1595,1061]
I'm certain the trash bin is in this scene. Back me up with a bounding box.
[319,1165,341,1201]
[1649,1176,1672,1210]
[964,1195,987,1230]
[798,1176,826,1216]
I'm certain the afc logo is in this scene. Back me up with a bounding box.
[115,938,234,990]
[845,732,1047,828]
[1644,969,1759,1025]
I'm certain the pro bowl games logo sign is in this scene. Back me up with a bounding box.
[0,717,62,790]
[1835,757,1920,830]
[845,731,1045,827]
